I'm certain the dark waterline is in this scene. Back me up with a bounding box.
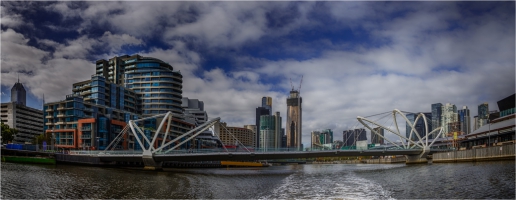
[1,161,514,199]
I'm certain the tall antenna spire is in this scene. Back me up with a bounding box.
[18,73,20,83]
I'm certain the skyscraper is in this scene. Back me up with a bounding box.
[274,111,282,149]
[458,106,471,135]
[259,115,275,151]
[11,78,26,106]
[431,103,443,137]
[262,97,272,115]
[286,90,302,150]
[477,103,489,129]
[441,103,458,136]
[406,112,432,140]
[255,106,270,148]
[342,128,366,147]
[371,127,384,145]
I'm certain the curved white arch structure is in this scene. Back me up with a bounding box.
[357,109,444,157]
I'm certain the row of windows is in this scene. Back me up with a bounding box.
[125,71,180,78]
[126,77,180,83]
[143,99,179,104]
[143,105,180,109]
[142,93,179,98]
[132,88,181,94]
[129,82,179,88]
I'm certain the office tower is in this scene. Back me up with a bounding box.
[218,122,255,147]
[1,81,43,144]
[286,89,302,150]
[458,106,471,135]
[262,97,272,115]
[477,103,489,129]
[431,103,443,137]
[182,97,208,125]
[259,115,275,150]
[371,127,384,145]
[255,106,270,148]
[11,78,26,106]
[274,111,282,149]
[441,103,458,137]
[342,128,366,147]
[406,112,432,140]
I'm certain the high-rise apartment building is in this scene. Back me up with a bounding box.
[182,97,208,125]
[274,111,282,149]
[286,90,302,150]
[342,128,366,147]
[255,106,270,148]
[1,81,43,144]
[477,103,489,129]
[371,127,384,145]
[96,54,184,116]
[44,54,195,150]
[441,103,458,136]
[311,129,333,149]
[431,103,443,137]
[458,106,471,135]
[406,112,432,140]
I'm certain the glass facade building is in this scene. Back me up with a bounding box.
[431,103,443,138]
[458,106,471,135]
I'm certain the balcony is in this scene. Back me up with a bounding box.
[56,114,65,118]
[83,108,93,112]
[55,121,66,125]
[80,91,92,96]
[45,122,54,126]
[57,107,66,111]
[81,135,91,139]
[45,115,53,119]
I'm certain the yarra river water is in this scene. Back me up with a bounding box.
[1,160,514,199]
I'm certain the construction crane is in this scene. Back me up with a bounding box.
[298,75,303,94]
[290,78,294,91]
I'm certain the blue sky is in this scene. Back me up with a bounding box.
[1,1,514,145]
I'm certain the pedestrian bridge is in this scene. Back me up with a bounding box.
[82,110,451,170]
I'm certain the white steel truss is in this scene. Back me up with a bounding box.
[357,109,444,156]
[104,111,221,155]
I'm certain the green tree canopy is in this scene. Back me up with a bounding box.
[1,123,17,144]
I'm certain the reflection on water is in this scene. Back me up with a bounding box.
[1,161,514,199]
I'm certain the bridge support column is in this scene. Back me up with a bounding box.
[406,147,432,164]
[142,150,162,170]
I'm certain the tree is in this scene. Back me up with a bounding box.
[1,123,17,144]
[33,133,52,145]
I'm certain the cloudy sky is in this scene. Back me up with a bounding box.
[1,1,514,146]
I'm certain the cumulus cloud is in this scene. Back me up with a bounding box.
[1,1,513,147]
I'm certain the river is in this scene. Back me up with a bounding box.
[1,161,514,199]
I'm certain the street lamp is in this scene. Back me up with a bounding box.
[96,137,100,150]
[488,118,491,147]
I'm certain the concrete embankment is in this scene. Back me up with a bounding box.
[433,143,515,163]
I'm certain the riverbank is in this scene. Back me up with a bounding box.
[1,155,56,165]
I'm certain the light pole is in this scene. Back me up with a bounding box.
[96,137,100,150]
[51,128,55,151]
[488,118,491,147]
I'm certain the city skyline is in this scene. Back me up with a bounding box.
[1,1,514,147]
